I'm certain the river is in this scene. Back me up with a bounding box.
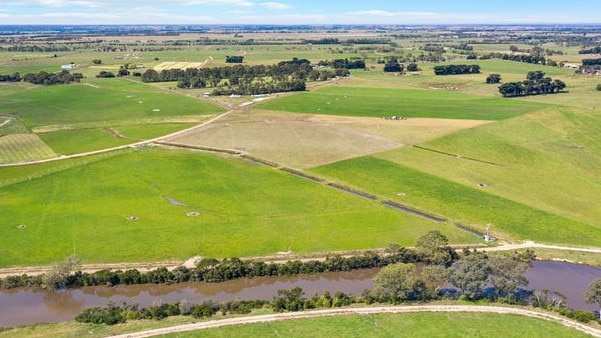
[1,261,600,328]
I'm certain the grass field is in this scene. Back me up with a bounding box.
[375,108,601,229]
[257,85,553,120]
[0,133,56,164]
[311,156,601,246]
[0,79,224,128]
[164,312,591,338]
[0,148,476,267]
[0,311,591,338]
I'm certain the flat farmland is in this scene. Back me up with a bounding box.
[375,108,601,230]
[164,312,591,338]
[0,148,476,267]
[0,133,56,164]
[0,78,224,128]
[170,110,491,169]
[256,85,553,120]
[311,156,601,246]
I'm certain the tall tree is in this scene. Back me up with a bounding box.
[585,279,601,315]
[370,263,426,303]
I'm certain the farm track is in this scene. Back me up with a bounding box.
[110,305,601,338]
[0,110,234,167]
[2,241,601,278]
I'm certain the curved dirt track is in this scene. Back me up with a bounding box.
[111,305,601,338]
[2,241,601,278]
[0,110,233,167]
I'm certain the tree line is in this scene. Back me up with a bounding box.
[0,246,424,290]
[433,64,480,76]
[0,70,81,85]
[141,57,347,95]
[68,230,601,327]
[582,58,601,66]
[480,52,547,65]
[579,46,601,54]
[498,71,566,97]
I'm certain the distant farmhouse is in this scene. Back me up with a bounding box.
[61,64,76,70]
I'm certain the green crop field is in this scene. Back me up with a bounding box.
[257,85,553,120]
[0,148,476,267]
[161,312,590,338]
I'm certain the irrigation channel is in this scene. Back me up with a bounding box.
[1,261,600,328]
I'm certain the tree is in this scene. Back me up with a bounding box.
[370,263,426,303]
[406,63,419,72]
[486,74,502,84]
[422,265,452,295]
[43,255,81,290]
[415,230,455,265]
[597,84,601,91]
[383,59,402,73]
[487,257,529,300]
[585,279,601,315]
[449,253,490,300]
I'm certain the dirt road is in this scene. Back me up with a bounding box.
[0,110,233,167]
[110,305,601,338]
[2,241,601,278]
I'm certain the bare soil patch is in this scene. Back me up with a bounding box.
[168,110,490,169]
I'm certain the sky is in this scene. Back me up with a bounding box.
[0,0,599,25]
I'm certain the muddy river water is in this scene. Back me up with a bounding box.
[1,261,600,328]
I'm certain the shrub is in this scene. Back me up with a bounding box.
[596,84,601,91]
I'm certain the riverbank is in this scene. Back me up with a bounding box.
[3,241,601,279]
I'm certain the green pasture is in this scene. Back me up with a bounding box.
[0,148,476,267]
[377,108,601,229]
[37,123,194,155]
[311,156,601,246]
[162,312,590,338]
[0,78,224,128]
[257,85,552,120]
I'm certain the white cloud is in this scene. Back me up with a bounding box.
[185,0,254,7]
[259,2,291,10]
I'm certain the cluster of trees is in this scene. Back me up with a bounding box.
[225,55,244,63]
[498,71,566,97]
[22,70,82,85]
[579,47,601,54]
[0,247,425,290]
[211,79,306,96]
[381,57,419,73]
[583,58,601,66]
[301,38,340,45]
[76,299,269,325]
[141,58,346,95]
[0,70,81,85]
[0,72,21,82]
[433,64,480,76]
[0,45,70,52]
[318,58,366,70]
[486,74,502,84]
[480,52,547,65]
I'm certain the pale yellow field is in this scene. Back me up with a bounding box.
[169,110,490,169]
[0,133,56,164]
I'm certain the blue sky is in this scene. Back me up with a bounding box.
[0,0,599,25]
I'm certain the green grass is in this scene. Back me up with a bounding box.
[37,124,195,155]
[257,85,552,120]
[311,156,601,246]
[0,148,476,267]
[376,108,601,230]
[161,312,591,338]
[0,78,224,128]
[0,133,56,164]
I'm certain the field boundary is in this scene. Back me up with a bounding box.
[110,305,601,338]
